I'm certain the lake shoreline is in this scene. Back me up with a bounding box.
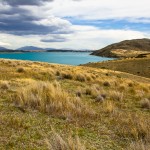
[0,50,93,53]
[0,52,113,66]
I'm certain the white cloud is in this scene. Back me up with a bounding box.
[0,41,10,47]
[0,0,149,49]
[1,25,149,50]
[44,0,150,21]
[33,17,71,27]
[0,3,11,12]
[62,25,150,49]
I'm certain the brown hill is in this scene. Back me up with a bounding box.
[91,38,150,58]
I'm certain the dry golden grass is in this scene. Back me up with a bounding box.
[112,49,150,58]
[46,129,86,150]
[140,98,150,109]
[83,57,150,78]
[0,59,150,150]
[12,81,95,119]
[127,140,150,150]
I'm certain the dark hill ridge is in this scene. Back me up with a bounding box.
[17,46,45,51]
[91,38,150,58]
[0,46,9,51]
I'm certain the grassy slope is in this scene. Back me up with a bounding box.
[91,39,150,58]
[0,59,150,150]
[83,57,150,78]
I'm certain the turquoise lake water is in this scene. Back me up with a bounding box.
[0,52,113,65]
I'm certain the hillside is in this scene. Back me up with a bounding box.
[0,59,150,150]
[0,46,9,51]
[91,39,150,58]
[83,57,150,79]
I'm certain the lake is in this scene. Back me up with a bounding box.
[0,52,113,65]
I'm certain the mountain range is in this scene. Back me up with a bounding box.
[0,46,90,52]
[0,46,9,51]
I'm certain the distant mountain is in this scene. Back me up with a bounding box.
[17,46,45,51]
[0,46,9,50]
[16,46,91,52]
[91,38,150,58]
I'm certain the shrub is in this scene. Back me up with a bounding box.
[76,74,86,82]
[128,82,134,87]
[17,67,25,73]
[76,91,82,97]
[85,88,92,95]
[101,94,107,99]
[103,81,110,87]
[95,95,104,102]
[140,98,150,109]
[85,74,92,82]
[61,73,73,80]
[56,71,60,76]
[0,81,10,90]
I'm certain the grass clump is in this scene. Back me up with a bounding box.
[127,140,150,150]
[109,91,124,101]
[95,95,105,103]
[0,81,10,90]
[61,72,73,80]
[103,101,116,113]
[140,98,150,109]
[12,81,94,119]
[17,67,25,73]
[111,112,150,141]
[46,129,86,150]
[103,81,111,87]
[76,74,86,82]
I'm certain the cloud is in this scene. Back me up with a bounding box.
[0,15,72,35]
[41,35,68,42]
[0,26,149,49]
[0,41,10,46]
[48,0,150,22]
[1,0,54,6]
[0,0,149,49]
[127,18,150,24]
[0,1,73,35]
[68,25,150,49]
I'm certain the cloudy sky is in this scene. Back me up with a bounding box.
[0,0,150,50]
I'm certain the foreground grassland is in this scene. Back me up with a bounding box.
[0,59,150,150]
[83,57,150,78]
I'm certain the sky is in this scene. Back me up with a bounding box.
[0,0,150,50]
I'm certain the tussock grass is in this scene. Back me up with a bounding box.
[0,81,10,90]
[0,59,150,150]
[16,67,25,73]
[109,91,124,101]
[61,72,73,80]
[140,98,150,109]
[127,140,150,150]
[12,81,95,119]
[75,73,86,82]
[111,112,150,141]
[103,81,111,87]
[46,129,86,150]
[103,101,116,113]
